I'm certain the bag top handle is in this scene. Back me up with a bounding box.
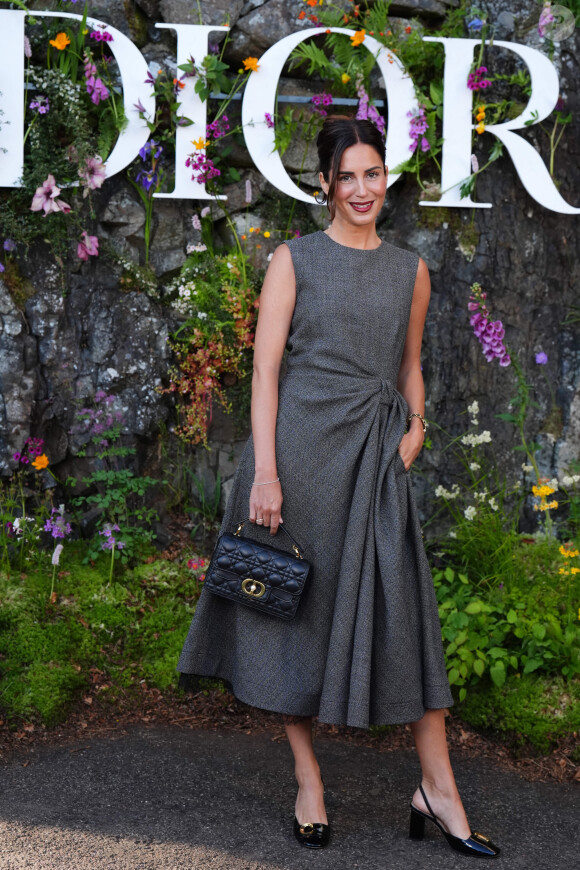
[233,519,305,559]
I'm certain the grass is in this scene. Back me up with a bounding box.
[0,545,204,725]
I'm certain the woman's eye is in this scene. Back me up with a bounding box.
[367,171,379,178]
[339,175,352,183]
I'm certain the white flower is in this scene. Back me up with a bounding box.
[562,474,580,487]
[488,497,499,511]
[448,530,457,539]
[464,505,477,520]
[435,484,461,500]
[461,430,491,447]
[547,477,559,492]
[469,462,480,471]
[52,544,64,566]
[197,311,208,320]
[200,206,210,217]
[521,463,533,473]
[467,400,479,425]
[474,490,488,502]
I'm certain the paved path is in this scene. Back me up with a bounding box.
[0,726,577,870]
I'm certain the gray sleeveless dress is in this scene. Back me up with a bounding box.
[177,231,453,728]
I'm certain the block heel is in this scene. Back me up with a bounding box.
[409,806,426,840]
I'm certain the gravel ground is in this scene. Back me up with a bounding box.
[0,725,578,870]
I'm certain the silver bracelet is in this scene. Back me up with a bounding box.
[252,477,280,486]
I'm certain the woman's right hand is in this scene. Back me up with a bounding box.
[249,481,283,534]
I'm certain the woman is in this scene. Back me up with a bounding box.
[177,116,500,858]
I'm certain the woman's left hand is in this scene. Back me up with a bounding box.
[397,427,424,472]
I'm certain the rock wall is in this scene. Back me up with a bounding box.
[1,0,579,525]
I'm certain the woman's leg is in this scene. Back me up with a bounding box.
[410,709,471,839]
[283,716,328,824]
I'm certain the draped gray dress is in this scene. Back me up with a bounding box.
[177,231,453,728]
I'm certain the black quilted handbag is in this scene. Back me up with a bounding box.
[204,519,311,620]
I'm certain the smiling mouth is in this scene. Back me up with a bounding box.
[349,201,374,213]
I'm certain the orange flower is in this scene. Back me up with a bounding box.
[298,10,306,19]
[32,454,49,470]
[405,25,412,33]
[50,32,70,51]
[243,57,259,72]
[350,29,366,46]
[341,73,351,84]
[475,122,485,134]
[306,0,317,6]
[325,27,331,33]
[173,78,185,89]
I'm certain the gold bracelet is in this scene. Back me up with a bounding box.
[407,413,427,434]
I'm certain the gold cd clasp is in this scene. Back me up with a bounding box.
[241,577,266,598]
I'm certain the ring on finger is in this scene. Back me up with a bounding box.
[256,518,264,524]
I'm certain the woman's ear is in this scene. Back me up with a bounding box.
[319,171,328,194]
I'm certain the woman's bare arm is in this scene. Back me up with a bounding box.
[249,244,296,533]
[396,257,431,470]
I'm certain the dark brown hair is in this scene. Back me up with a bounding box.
[316,116,386,220]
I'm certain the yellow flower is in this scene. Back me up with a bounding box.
[476,111,486,122]
[249,227,254,232]
[547,500,558,509]
[559,567,569,575]
[350,29,366,46]
[571,567,580,574]
[532,484,555,498]
[341,73,351,84]
[243,57,259,73]
[476,104,486,113]
[263,231,271,238]
[560,545,579,558]
[475,122,485,135]
[50,32,71,51]
[32,454,49,470]
[192,137,209,150]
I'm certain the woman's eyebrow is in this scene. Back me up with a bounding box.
[338,165,382,173]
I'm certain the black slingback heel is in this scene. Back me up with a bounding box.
[409,783,500,858]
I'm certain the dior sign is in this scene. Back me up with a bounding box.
[1,9,578,214]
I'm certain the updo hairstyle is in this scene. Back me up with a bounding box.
[316,116,386,220]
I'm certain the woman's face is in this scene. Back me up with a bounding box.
[320,142,387,227]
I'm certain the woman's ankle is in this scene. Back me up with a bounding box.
[295,763,322,788]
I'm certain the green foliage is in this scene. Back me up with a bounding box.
[434,560,580,704]
[0,548,204,725]
[67,392,162,563]
[457,675,580,754]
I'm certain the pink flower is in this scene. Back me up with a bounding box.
[191,214,202,230]
[24,35,32,58]
[52,544,64,566]
[30,175,71,216]
[538,4,555,38]
[77,232,99,261]
[79,155,107,196]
